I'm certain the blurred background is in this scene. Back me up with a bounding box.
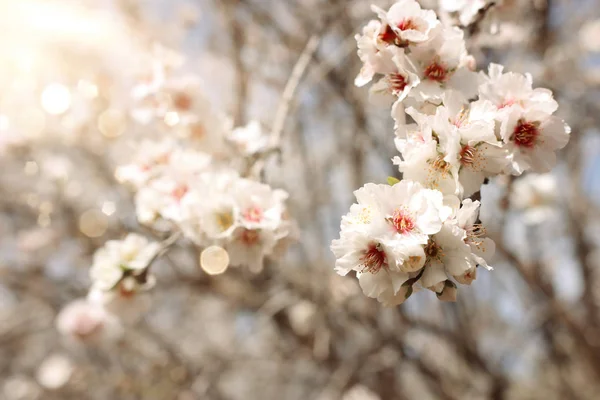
[1,0,600,399]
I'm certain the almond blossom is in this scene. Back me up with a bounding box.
[499,106,570,174]
[372,0,439,45]
[368,47,421,107]
[89,233,160,293]
[331,179,496,305]
[406,25,477,103]
[394,93,507,197]
[334,0,570,304]
[331,180,456,305]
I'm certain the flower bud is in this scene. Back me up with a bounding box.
[454,267,477,285]
[428,281,445,294]
[436,280,458,302]
[287,300,317,336]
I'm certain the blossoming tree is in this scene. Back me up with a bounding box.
[2,0,600,399]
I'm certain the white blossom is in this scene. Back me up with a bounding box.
[88,288,153,324]
[342,0,569,305]
[369,47,421,107]
[228,120,270,155]
[510,173,558,224]
[355,20,385,87]
[407,25,477,103]
[372,0,440,45]
[55,299,122,343]
[478,63,559,116]
[331,181,456,304]
[499,106,570,174]
[439,0,491,26]
[395,93,507,197]
[89,233,160,293]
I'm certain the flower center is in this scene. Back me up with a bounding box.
[432,155,450,172]
[424,62,448,82]
[361,243,388,274]
[397,19,418,31]
[379,25,398,45]
[240,229,260,246]
[463,269,476,281]
[499,98,516,109]
[216,210,234,232]
[389,73,408,95]
[155,152,171,165]
[173,92,193,111]
[513,120,539,148]
[390,209,415,234]
[243,206,263,223]
[459,145,480,168]
[425,155,452,189]
[465,223,486,250]
[190,123,206,139]
[425,239,443,261]
[171,184,188,202]
[356,206,372,224]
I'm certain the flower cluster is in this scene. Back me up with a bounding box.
[86,233,159,322]
[57,58,296,339]
[331,0,570,305]
[356,0,477,108]
[331,181,491,305]
[119,72,295,273]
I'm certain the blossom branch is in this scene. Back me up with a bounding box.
[462,2,496,35]
[269,34,321,149]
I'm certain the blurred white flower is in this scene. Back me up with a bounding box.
[439,0,490,26]
[115,139,178,189]
[55,299,122,343]
[579,19,600,53]
[88,288,153,324]
[90,233,160,292]
[228,120,270,155]
[177,172,294,272]
[510,173,558,224]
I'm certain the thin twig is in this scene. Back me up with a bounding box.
[139,230,183,281]
[462,2,496,35]
[269,34,321,148]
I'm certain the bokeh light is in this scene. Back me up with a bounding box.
[78,209,108,238]
[40,84,71,115]
[200,245,229,275]
[98,109,126,138]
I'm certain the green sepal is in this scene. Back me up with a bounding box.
[387,176,400,186]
